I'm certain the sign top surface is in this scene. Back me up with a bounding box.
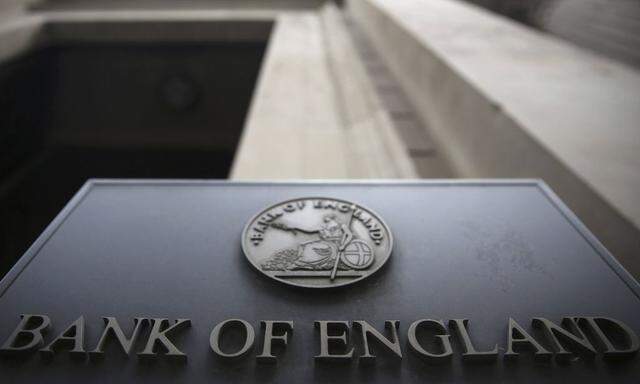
[0,180,638,383]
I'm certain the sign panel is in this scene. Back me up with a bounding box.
[0,180,638,383]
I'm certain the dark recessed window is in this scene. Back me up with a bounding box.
[0,39,269,276]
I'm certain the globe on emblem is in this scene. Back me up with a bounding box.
[340,239,374,269]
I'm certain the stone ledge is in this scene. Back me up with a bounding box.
[231,5,417,179]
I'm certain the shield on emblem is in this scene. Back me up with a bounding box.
[295,240,337,269]
[340,239,374,269]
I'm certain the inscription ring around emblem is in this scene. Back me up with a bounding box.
[241,197,393,288]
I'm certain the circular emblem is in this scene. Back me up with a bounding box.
[241,197,393,288]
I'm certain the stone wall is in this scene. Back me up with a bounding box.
[348,0,640,277]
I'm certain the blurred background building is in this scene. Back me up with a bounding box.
[1,0,639,279]
[469,0,640,68]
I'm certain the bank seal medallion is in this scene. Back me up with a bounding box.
[241,197,393,288]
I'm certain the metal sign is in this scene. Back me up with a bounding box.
[0,180,638,383]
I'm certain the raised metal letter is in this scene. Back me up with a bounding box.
[504,318,551,361]
[257,320,293,363]
[210,319,255,359]
[90,317,148,359]
[314,321,354,362]
[407,319,453,364]
[532,317,596,362]
[39,316,86,359]
[0,314,51,356]
[353,320,402,363]
[578,317,639,360]
[449,319,498,362]
[138,318,191,362]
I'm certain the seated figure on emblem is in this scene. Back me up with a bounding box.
[262,214,354,271]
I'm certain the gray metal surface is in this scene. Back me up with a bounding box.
[0,180,639,383]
